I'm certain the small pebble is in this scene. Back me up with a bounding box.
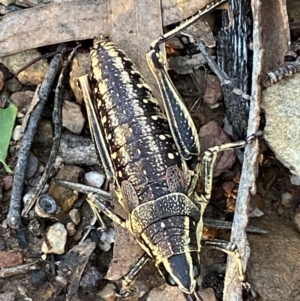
[84,171,105,188]
[25,153,39,179]
[72,229,83,241]
[10,90,34,114]
[54,156,64,170]
[294,212,300,233]
[28,219,41,237]
[9,146,16,154]
[12,125,23,141]
[17,111,24,118]
[69,208,81,225]
[2,175,13,191]
[290,175,300,186]
[66,222,76,237]
[23,191,33,205]
[249,207,264,218]
[6,77,22,93]
[98,283,116,301]
[0,251,23,268]
[17,284,27,297]
[203,74,222,106]
[80,266,103,289]
[41,222,67,254]
[281,192,293,207]
[38,164,45,174]
[98,228,115,252]
[31,269,47,286]
[62,100,85,134]
[55,275,68,287]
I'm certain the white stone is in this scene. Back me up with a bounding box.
[41,222,67,254]
[66,222,76,237]
[12,125,23,141]
[62,100,85,134]
[98,228,115,252]
[69,208,80,225]
[249,207,264,218]
[84,171,105,188]
[281,192,292,207]
[290,175,300,186]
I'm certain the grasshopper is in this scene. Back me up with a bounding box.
[78,1,253,300]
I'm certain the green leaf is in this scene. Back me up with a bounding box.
[0,101,18,173]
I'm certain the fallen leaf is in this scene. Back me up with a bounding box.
[0,102,17,173]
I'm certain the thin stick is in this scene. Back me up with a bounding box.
[222,1,262,299]
[7,44,66,229]
[21,46,80,217]
[14,50,62,77]
[0,261,40,278]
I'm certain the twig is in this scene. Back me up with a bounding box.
[53,179,110,199]
[21,46,80,217]
[0,261,40,278]
[7,44,66,229]
[204,218,266,234]
[222,2,262,300]
[15,50,63,77]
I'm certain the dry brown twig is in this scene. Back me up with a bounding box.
[6,44,66,229]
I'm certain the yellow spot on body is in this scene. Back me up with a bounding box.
[159,134,166,140]
[107,133,112,140]
[149,96,159,105]
[168,153,175,160]
[118,170,122,178]
[130,70,141,75]
[102,115,107,123]
[143,99,148,104]
[111,152,117,159]
[151,115,158,120]
[137,83,152,91]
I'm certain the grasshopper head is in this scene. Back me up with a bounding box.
[158,252,200,294]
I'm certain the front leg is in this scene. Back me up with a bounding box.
[86,193,128,230]
[78,75,115,182]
